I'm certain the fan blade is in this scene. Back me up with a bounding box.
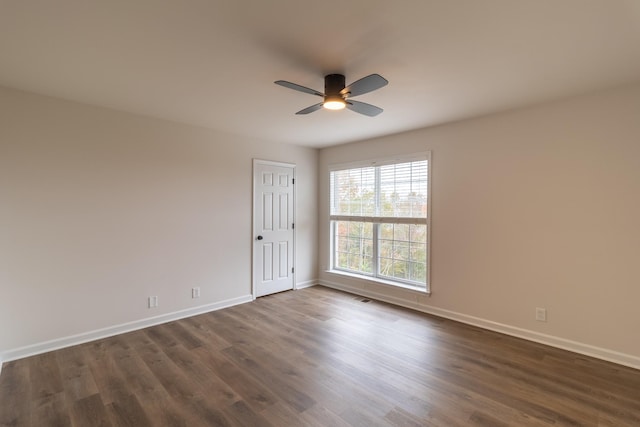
[275,80,323,97]
[346,100,383,117]
[296,103,324,115]
[341,74,388,97]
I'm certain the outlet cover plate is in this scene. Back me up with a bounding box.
[148,296,159,308]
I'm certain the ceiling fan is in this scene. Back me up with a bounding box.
[275,73,388,117]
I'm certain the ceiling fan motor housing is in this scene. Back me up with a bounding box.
[325,74,346,97]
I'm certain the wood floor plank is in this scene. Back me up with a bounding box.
[384,406,431,427]
[468,410,511,427]
[164,322,205,350]
[130,395,195,427]
[105,334,170,405]
[84,341,133,406]
[30,392,71,427]
[125,331,202,403]
[259,401,305,426]
[162,343,240,408]
[69,393,112,427]
[190,345,279,413]
[339,405,395,427]
[180,315,233,352]
[105,393,152,427]
[300,404,354,427]
[57,345,99,402]
[185,397,236,427]
[0,361,31,427]
[98,334,194,426]
[224,400,275,427]
[29,353,64,401]
[1,286,640,426]
[221,345,316,413]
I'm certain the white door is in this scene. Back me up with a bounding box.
[253,160,295,298]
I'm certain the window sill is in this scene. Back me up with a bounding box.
[325,269,431,295]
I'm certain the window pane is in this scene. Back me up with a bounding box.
[409,225,427,265]
[333,220,373,275]
[337,237,348,253]
[379,161,428,218]
[347,237,361,254]
[409,243,426,262]
[380,223,394,239]
[409,262,426,283]
[336,221,349,236]
[336,251,348,269]
[378,223,426,286]
[379,257,392,276]
[379,239,392,258]
[395,242,409,260]
[392,261,408,279]
[331,167,375,216]
[348,221,362,236]
[393,224,409,242]
[410,224,426,242]
[363,239,373,257]
[363,222,373,236]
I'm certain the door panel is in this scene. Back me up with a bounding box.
[279,241,289,278]
[263,193,273,230]
[262,243,273,281]
[253,161,295,297]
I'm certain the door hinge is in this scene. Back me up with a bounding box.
[292,178,295,184]
[292,223,294,229]
[292,267,295,273]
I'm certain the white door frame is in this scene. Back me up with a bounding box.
[252,159,296,300]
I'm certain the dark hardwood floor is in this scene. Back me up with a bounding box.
[1,285,639,426]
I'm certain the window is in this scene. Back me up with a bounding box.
[330,154,430,291]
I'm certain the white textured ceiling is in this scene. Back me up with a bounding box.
[1,1,640,148]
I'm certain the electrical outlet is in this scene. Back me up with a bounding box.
[535,307,547,322]
[192,287,201,299]
[148,296,158,308]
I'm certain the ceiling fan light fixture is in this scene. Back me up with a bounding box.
[275,73,387,116]
[323,95,346,110]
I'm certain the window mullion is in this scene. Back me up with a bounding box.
[374,167,381,279]
[374,166,381,217]
[330,220,335,270]
[373,222,379,279]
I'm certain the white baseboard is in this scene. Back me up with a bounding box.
[318,279,640,371]
[0,294,253,364]
[295,280,318,290]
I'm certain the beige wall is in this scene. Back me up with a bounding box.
[319,83,640,361]
[0,86,318,356]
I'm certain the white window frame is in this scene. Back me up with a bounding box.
[329,152,431,293]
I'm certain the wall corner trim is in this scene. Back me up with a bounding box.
[0,294,253,364]
[318,279,640,371]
